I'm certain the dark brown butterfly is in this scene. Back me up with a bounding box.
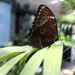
[32,4,58,48]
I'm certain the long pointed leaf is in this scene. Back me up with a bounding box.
[0,46,34,56]
[0,52,21,63]
[0,52,28,75]
[43,41,63,75]
[20,47,48,75]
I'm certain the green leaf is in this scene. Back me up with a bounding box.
[59,15,75,23]
[20,47,48,75]
[0,52,28,75]
[0,46,33,55]
[43,41,63,75]
[0,52,21,63]
[63,39,75,48]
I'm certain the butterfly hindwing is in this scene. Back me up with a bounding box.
[32,4,58,48]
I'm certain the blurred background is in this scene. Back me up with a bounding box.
[0,0,75,74]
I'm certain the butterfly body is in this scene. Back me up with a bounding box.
[32,5,58,48]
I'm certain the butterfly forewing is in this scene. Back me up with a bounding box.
[32,5,58,48]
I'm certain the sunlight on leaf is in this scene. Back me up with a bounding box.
[20,47,48,75]
[43,41,63,75]
[0,52,28,75]
[0,52,21,63]
[0,46,34,55]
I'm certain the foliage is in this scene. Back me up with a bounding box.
[59,15,75,24]
[0,1,75,75]
[0,41,63,75]
[61,0,75,13]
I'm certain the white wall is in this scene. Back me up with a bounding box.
[17,0,61,17]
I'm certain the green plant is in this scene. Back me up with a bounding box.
[61,0,75,13]
[0,41,63,75]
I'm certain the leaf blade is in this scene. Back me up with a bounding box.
[43,41,63,75]
[20,47,48,75]
[0,52,28,75]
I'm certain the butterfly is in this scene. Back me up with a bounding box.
[32,4,58,48]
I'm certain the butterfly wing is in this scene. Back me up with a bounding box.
[32,4,58,48]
